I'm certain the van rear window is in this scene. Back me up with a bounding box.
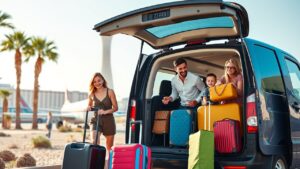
[146,16,234,38]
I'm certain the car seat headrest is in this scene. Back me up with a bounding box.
[159,80,172,96]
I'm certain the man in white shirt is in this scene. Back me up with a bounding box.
[162,58,205,108]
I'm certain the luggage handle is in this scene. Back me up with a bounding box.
[214,83,228,96]
[128,120,143,144]
[204,103,211,130]
[83,107,100,144]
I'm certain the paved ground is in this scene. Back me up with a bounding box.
[0,121,126,168]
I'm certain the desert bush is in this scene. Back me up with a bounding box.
[31,136,52,148]
[115,116,126,124]
[58,125,72,132]
[16,153,36,168]
[0,158,5,169]
[0,150,16,162]
[3,114,12,129]
[66,134,78,143]
[72,127,83,132]
[0,132,10,137]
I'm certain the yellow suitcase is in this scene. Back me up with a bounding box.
[209,83,237,102]
[197,103,241,131]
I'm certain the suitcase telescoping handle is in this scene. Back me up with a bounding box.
[83,107,99,144]
[204,103,211,131]
[128,120,143,144]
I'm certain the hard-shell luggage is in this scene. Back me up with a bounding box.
[197,103,241,132]
[188,130,214,169]
[62,108,106,169]
[169,109,192,146]
[209,83,237,102]
[214,119,242,153]
[108,121,152,169]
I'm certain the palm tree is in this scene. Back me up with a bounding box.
[0,89,11,128]
[25,37,58,129]
[0,32,30,129]
[0,11,14,29]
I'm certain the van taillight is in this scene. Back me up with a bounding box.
[246,93,258,133]
[224,166,246,169]
[130,99,136,130]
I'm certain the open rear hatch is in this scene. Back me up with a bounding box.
[94,0,249,49]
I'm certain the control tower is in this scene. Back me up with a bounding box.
[99,36,114,89]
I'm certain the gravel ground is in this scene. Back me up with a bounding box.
[0,122,126,168]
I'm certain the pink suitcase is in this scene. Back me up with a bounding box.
[213,119,241,153]
[108,121,151,169]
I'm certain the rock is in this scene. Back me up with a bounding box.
[0,158,5,169]
[16,153,36,167]
[0,150,16,162]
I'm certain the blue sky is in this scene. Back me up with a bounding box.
[0,0,299,100]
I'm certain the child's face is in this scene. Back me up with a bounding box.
[206,76,216,87]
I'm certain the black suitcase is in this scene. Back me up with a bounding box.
[61,108,106,169]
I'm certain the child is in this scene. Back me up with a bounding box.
[201,73,217,105]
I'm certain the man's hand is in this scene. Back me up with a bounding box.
[162,96,171,105]
[187,100,198,107]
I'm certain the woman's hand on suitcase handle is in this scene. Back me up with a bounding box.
[97,109,106,115]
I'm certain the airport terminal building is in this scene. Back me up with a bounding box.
[0,83,88,112]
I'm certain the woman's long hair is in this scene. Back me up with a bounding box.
[224,58,242,83]
[89,72,107,94]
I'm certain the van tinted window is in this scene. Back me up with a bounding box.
[250,45,289,147]
[251,45,285,95]
[285,59,300,100]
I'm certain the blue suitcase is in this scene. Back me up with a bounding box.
[62,108,106,169]
[169,109,192,146]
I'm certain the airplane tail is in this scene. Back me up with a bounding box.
[64,88,71,104]
[20,96,32,112]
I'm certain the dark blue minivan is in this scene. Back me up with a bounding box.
[94,0,300,168]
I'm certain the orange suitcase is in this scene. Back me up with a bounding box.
[197,103,241,132]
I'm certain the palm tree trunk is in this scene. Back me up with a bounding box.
[15,49,22,129]
[32,56,42,129]
[1,98,8,128]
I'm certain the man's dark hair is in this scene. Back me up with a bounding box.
[173,58,187,67]
[206,73,217,80]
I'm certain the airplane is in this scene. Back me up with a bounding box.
[0,96,61,123]
[59,90,126,125]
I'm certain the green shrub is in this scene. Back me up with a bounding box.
[31,136,52,148]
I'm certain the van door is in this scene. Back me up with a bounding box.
[277,54,300,167]
[244,38,290,155]
[94,0,249,49]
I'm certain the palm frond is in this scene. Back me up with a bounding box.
[0,11,15,29]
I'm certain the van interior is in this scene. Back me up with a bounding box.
[144,46,245,155]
